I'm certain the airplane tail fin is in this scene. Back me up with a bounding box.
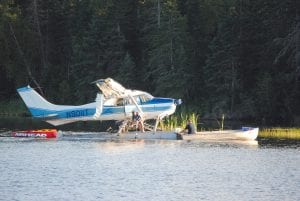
[17,86,55,117]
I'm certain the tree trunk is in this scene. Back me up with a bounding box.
[170,15,174,69]
[230,59,236,114]
[157,0,161,28]
[8,22,44,95]
[33,0,47,72]
[296,3,300,80]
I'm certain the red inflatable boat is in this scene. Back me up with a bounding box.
[12,129,58,138]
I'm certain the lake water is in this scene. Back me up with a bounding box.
[0,135,299,201]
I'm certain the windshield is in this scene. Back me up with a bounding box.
[137,93,153,103]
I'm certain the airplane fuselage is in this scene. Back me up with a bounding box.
[46,98,177,126]
[17,86,178,126]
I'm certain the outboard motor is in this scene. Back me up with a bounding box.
[175,99,182,105]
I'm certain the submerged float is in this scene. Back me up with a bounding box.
[60,127,259,141]
[12,129,57,138]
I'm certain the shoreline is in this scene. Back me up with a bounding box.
[259,128,300,140]
[1,115,300,140]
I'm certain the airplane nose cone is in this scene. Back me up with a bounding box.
[175,99,182,105]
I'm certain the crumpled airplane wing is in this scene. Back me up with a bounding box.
[93,78,127,98]
[93,78,144,115]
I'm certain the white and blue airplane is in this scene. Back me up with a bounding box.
[17,78,182,132]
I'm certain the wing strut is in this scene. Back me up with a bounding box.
[128,95,143,115]
[93,93,103,119]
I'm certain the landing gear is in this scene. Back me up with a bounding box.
[116,116,167,133]
[153,112,170,132]
[117,120,129,134]
[154,117,160,132]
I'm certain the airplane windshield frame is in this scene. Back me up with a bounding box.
[124,93,153,105]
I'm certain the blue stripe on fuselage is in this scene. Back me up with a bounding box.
[145,98,174,104]
[27,98,175,119]
[140,105,173,112]
[29,107,97,118]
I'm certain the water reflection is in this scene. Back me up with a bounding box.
[258,138,300,149]
[95,140,147,153]
[1,131,299,200]
[94,139,183,153]
[180,139,258,149]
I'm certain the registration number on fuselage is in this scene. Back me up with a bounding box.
[66,109,88,118]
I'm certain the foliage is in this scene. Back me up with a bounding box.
[0,0,299,126]
[0,99,29,116]
[159,112,199,131]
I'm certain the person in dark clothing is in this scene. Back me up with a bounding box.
[184,119,196,134]
[133,111,145,132]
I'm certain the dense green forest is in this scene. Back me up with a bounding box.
[0,0,299,126]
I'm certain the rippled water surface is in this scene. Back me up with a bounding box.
[0,137,299,201]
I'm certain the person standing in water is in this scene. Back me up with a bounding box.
[133,111,145,132]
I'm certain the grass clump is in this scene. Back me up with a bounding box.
[259,128,300,140]
[158,112,199,132]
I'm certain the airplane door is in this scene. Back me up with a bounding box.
[124,96,141,118]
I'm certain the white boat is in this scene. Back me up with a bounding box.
[180,127,259,141]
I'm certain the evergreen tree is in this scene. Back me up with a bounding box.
[141,0,188,98]
[0,0,299,126]
[204,5,239,117]
[71,0,126,103]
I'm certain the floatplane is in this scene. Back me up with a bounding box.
[17,78,182,137]
[14,78,258,141]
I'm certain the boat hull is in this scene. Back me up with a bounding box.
[12,129,57,138]
[181,128,259,141]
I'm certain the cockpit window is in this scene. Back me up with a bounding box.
[116,98,124,106]
[138,94,153,103]
[135,96,141,104]
[124,98,133,105]
[124,93,153,105]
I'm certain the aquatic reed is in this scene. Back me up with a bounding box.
[259,128,300,140]
[158,112,199,132]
